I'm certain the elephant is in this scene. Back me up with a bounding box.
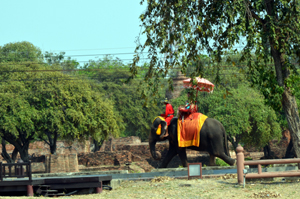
[149,116,235,168]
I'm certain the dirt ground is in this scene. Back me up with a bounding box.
[96,176,300,199]
[1,175,300,199]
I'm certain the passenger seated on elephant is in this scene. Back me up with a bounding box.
[178,101,194,113]
[178,101,196,122]
[160,98,174,138]
[177,92,197,121]
[185,100,196,111]
[186,91,196,112]
[185,100,190,109]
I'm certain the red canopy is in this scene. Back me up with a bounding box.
[183,77,214,93]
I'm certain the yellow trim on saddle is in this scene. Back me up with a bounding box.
[177,114,208,147]
[152,116,165,135]
[152,116,165,124]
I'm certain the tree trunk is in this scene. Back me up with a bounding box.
[269,37,300,159]
[50,144,57,155]
[263,144,271,158]
[92,138,104,152]
[11,147,18,162]
[45,131,58,155]
[282,90,300,158]
[18,143,30,162]
[284,138,295,158]
[1,138,16,163]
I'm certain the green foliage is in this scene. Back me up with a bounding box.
[206,84,281,149]
[44,51,65,65]
[79,57,164,141]
[172,75,282,149]
[0,41,43,63]
[0,43,120,157]
[134,0,300,89]
[215,158,230,167]
[133,1,300,153]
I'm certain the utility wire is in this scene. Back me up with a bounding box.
[49,47,137,52]
[0,67,249,74]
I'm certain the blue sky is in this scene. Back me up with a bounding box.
[0,0,147,65]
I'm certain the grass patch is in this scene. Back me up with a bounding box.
[216,158,230,166]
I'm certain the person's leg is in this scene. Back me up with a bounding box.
[160,119,170,139]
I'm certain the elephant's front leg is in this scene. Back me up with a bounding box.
[209,154,216,166]
[158,146,177,168]
[177,148,188,167]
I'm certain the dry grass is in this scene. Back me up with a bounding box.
[1,175,300,199]
[98,175,300,199]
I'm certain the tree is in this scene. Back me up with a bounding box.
[0,41,43,63]
[171,65,282,150]
[32,73,120,154]
[205,85,281,150]
[44,51,79,73]
[0,43,120,160]
[132,0,300,156]
[0,75,39,162]
[81,57,163,141]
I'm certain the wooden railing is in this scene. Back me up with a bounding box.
[0,162,32,181]
[236,144,300,185]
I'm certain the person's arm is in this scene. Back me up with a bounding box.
[190,102,195,110]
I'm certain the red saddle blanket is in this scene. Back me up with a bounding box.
[177,112,208,147]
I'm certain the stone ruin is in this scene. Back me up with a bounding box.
[78,136,213,173]
[0,130,293,174]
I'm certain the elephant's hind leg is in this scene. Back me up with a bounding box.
[159,146,177,168]
[209,138,235,166]
[217,152,235,166]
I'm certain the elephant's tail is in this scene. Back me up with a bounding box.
[223,128,230,157]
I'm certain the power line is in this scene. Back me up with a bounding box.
[0,45,254,59]
[0,66,249,73]
[49,47,137,52]
[0,57,153,66]
[64,52,147,57]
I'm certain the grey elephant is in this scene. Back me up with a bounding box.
[149,117,235,167]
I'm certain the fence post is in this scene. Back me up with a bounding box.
[27,185,33,196]
[96,181,103,193]
[16,159,24,178]
[0,162,2,181]
[236,144,244,184]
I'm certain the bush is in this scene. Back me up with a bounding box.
[215,158,230,166]
[244,157,253,161]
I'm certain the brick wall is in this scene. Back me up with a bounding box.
[78,141,213,171]
[100,136,142,152]
[44,154,79,173]
[0,140,90,162]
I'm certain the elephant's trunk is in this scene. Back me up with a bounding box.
[149,139,161,160]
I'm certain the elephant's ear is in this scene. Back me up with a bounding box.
[156,124,162,135]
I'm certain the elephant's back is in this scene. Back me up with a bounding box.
[201,117,225,137]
